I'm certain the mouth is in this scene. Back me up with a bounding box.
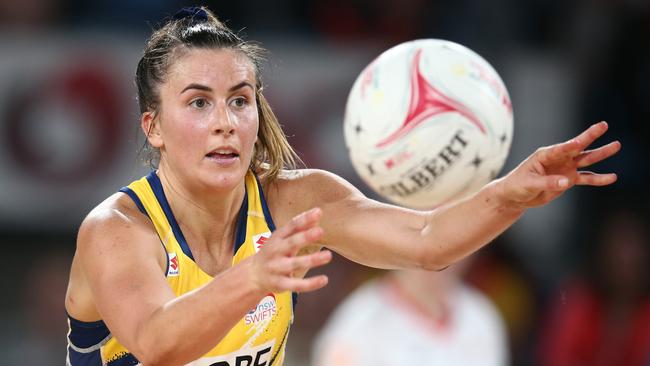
[205,147,240,163]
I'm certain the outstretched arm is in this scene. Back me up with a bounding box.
[312,121,620,270]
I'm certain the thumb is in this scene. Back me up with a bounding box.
[527,174,570,192]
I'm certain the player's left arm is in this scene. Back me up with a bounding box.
[303,169,516,270]
[308,122,620,270]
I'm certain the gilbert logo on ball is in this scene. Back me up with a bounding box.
[344,39,513,208]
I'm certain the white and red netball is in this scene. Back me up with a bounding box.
[344,39,514,208]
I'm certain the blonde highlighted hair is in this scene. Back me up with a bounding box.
[136,6,302,181]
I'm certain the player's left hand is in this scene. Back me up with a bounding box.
[496,121,621,209]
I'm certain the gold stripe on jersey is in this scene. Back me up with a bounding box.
[100,170,292,366]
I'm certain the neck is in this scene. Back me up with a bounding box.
[156,166,246,256]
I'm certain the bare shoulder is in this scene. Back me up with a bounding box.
[263,169,364,226]
[66,192,163,321]
[78,192,157,255]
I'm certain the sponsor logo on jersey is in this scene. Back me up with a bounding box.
[168,252,179,276]
[245,294,277,325]
[252,232,272,253]
[190,340,275,366]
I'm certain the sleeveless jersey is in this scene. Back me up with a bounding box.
[67,170,293,366]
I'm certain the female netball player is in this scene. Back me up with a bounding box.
[64,6,620,366]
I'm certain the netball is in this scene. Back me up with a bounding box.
[344,39,514,208]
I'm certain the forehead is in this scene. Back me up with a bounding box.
[166,48,256,90]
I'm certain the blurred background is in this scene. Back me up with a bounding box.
[0,0,648,365]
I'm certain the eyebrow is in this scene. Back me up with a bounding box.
[228,81,255,93]
[180,81,254,95]
[180,83,212,94]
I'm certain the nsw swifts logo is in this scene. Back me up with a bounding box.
[245,294,277,325]
[252,232,272,253]
[167,252,180,276]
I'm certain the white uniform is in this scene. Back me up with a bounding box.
[313,278,508,366]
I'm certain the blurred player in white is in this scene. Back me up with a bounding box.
[313,261,508,366]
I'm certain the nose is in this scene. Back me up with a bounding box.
[213,103,236,136]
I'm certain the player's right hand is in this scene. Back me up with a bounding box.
[247,207,332,294]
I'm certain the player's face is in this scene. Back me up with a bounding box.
[155,48,259,191]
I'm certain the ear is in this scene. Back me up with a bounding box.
[141,111,163,148]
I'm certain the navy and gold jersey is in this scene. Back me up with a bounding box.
[67,170,293,366]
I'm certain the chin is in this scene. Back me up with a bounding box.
[199,165,247,191]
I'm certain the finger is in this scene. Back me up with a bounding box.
[537,122,610,165]
[283,226,324,254]
[537,140,582,165]
[575,171,617,186]
[572,121,609,151]
[273,207,322,239]
[282,250,332,273]
[276,274,329,293]
[574,141,621,168]
[525,174,571,193]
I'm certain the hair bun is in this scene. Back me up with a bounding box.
[172,7,209,23]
